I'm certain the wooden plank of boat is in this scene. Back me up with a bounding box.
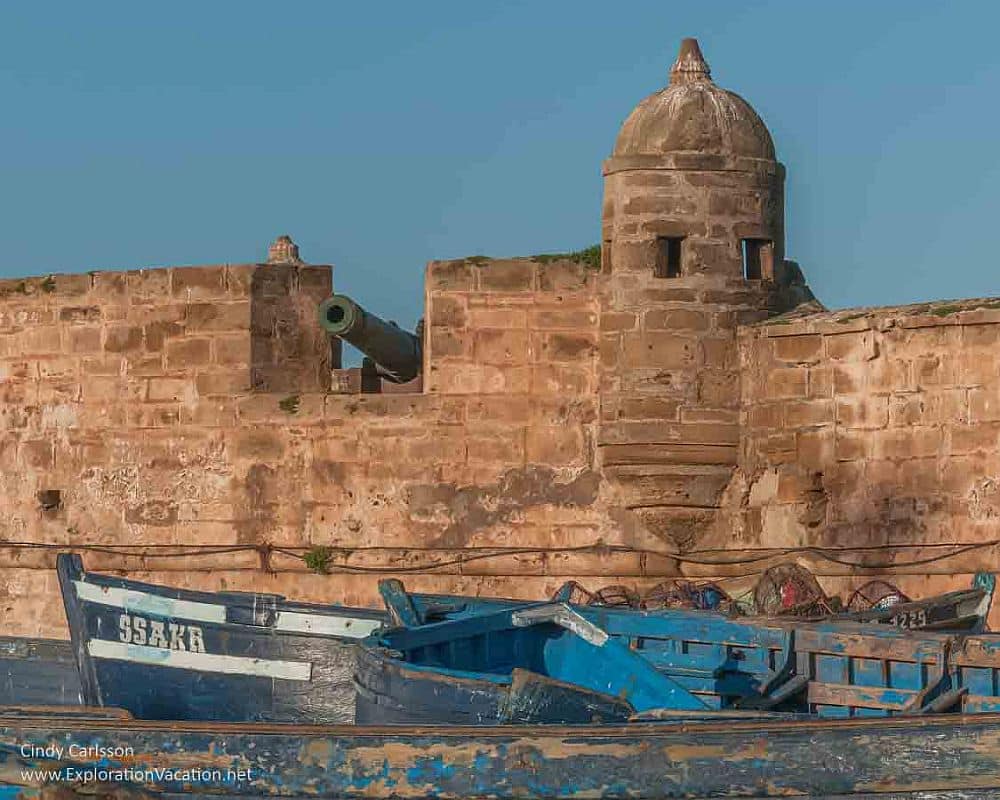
[356,602,723,724]
[0,637,81,707]
[3,707,1000,797]
[57,553,386,724]
[837,586,992,632]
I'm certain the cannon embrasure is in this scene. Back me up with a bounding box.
[318,294,422,383]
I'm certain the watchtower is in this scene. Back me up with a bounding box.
[598,38,814,548]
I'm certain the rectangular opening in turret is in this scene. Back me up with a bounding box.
[654,237,683,278]
[742,239,773,280]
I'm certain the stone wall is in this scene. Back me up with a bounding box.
[0,256,681,638]
[727,299,1000,621]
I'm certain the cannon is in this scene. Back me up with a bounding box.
[318,294,422,383]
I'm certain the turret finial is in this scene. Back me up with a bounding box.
[267,234,304,265]
[669,38,711,85]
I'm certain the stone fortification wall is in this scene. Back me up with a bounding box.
[0,256,682,638]
[726,299,1000,622]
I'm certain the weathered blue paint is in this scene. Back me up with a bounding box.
[3,708,1000,797]
[56,553,1000,724]
[0,638,81,707]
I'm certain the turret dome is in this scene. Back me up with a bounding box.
[612,38,775,162]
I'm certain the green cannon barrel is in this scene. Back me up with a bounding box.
[318,294,422,383]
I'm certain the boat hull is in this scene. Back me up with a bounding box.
[0,637,81,706]
[58,554,384,723]
[5,706,1000,797]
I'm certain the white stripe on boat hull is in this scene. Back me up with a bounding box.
[87,639,312,681]
[74,580,384,637]
[274,611,381,638]
[74,581,226,624]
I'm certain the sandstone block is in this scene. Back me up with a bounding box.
[537,261,591,292]
[835,429,870,461]
[772,334,822,364]
[622,332,698,369]
[20,439,53,469]
[426,260,474,291]
[36,356,77,380]
[249,265,293,298]
[600,312,637,332]
[539,332,596,363]
[170,266,228,299]
[20,326,62,355]
[795,429,834,469]
[213,335,252,366]
[873,427,942,460]
[474,329,529,364]
[958,351,1000,386]
[467,431,524,464]
[90,271,127,296]
[166,337,212,367]
[233,429,285,461]
[600,442,736,466]
[644,308,710,331]
[178,399,238,427]
[949,422,1000,455]
[525,425,585,465]
[406,431,467,463]
[468,307,527,329]
[147,377,196,403]
[467,396,530,423]
[748,403,783,429]
[826,331,878,362]
[47,273,92,296]
[59,306,101,325]
[185,302,251,332]
[104,325,143,353]
[807,366,834,398]
[836,395,889,429]
[530,309,597,330]
[126,269,170,300]
[429,295,467,328]
[196,371,251,396]
[697,369,739,407]
[67,326,101,353]
[970,387,1000,422]
[618,397,681,421]
[530,364,593,395]
[478,261,535,292]
[701,337,735,369]
[782,399,835,428]
[638,287,699,304]
[430,327,469,358]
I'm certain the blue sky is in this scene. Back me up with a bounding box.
[1,1,998,330]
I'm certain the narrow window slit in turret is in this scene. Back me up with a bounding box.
[654,237,683,278]
[742,239,773,280]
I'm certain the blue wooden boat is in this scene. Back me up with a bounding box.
[58,550,1000,725]
[58,553,390,723]
[0,637,81,707]
[357,580,1000,724]
[355,592,811,724]
[57,555,581,723]
[4,705,1000,797]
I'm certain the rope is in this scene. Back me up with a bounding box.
[0,538,995,574]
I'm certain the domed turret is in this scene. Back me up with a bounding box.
[612,38,775,162]
[597,39,814,553]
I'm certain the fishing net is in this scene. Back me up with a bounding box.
[549,580,597,606]
[588,584,641,609]
[753,562,836,617]
[642,580,732,613]
[846,580,910,612]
